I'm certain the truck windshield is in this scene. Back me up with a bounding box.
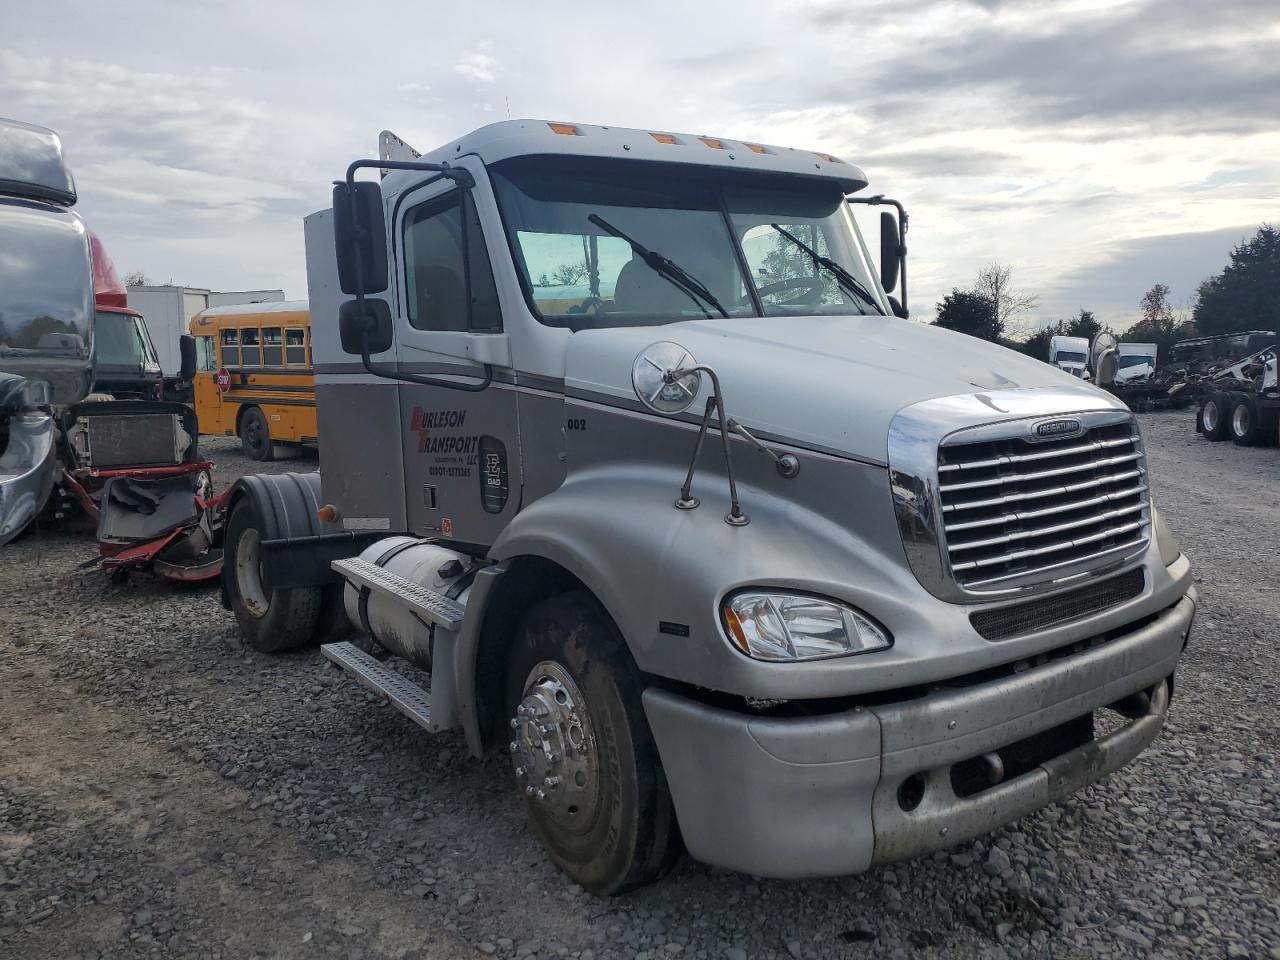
[1056,352,1086,364]
[94,311,157,370]
[491,157,884,329]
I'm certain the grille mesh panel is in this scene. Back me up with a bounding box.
[969,567,1146,641]
[938,419,1149,590]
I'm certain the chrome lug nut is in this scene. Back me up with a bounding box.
[508,741,518,753]
[509,718,519,729]
[535,789,546,800]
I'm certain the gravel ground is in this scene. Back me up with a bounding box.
[1,419,1277,960]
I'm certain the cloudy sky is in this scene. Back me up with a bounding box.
[4,0,1276,333]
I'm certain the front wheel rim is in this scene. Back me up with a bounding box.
[510,660,601,830]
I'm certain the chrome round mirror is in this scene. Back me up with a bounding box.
[1090,332,1119,386]
[632,342,702,415]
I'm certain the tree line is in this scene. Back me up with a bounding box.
[932,224,1280,363]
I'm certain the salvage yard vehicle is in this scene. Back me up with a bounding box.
[0,116,226,579]
[1195,340,1280,447]
[189,301,316,461]
[1049,335,1089,377]
[222,120,1197,894]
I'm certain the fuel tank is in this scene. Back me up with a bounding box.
[342,536,471,667]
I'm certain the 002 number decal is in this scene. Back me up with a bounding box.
[566,418,587,431]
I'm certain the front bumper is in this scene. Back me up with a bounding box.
[643,589,1196,878]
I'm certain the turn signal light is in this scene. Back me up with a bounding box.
[317,504,340,523]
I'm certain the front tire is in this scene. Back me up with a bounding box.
[505,592,679,895]
[239,406,274,461]
[223,498,321,652]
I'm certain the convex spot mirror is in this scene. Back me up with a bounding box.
[333,181,389,296]
[1090,331,1119,386]
[339,298,393,355]
[632,342,702,414]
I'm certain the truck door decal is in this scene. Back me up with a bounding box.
[478,435,509,514]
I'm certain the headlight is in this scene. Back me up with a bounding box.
[722,592,891,661]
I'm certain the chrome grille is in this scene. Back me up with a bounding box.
[937,417,1149,591]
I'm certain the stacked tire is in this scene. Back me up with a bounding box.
[1198,390,1278,446]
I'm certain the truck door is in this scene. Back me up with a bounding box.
[394,181,519,547]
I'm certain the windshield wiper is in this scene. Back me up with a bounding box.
[587,214,729,319]
[769,224,882,314]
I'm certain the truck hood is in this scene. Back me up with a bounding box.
[565,315,1110,464]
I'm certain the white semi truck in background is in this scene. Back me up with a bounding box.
[1049,335,1089,377]
[1116,342,1158,385]
[219,120,1195,894]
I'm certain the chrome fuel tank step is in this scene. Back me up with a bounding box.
[332,555,467,629]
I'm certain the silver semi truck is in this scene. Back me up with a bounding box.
[222,121,1196,894]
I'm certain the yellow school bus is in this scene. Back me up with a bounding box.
[189,301,316,460]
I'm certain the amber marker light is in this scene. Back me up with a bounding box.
[548,122,581,136]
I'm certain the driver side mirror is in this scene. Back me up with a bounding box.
[339,298,393,355]
[879,210,901,294]
[333,181,389,296]
[178,334,197,382]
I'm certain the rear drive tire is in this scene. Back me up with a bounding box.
[1199,392,1231,441]
[239,406,275,461]
[505,592,680,895]
[223,498,321,652]
[1230,395,1262,446]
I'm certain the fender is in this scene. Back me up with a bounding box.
[220,471,356,604]
[471,455,931,698]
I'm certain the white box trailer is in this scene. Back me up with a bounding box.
[126,286,284,375]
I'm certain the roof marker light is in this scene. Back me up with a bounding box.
[699,137,727,150]
[650,132,680,145]
[548,122,581,136]
[745,143,770,155]
[818,152,844,164]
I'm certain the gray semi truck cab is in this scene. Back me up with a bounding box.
[223,120,1196,894]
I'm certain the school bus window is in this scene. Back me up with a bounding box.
[263,327,282,366]
[285,328,306,366]
[197,336,217,371]
[241,327,261,365]
[220,328,239,366]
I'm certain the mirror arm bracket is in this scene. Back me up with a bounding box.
[671,364,748,525]
[848,194,909,315]
[341,158,489,393]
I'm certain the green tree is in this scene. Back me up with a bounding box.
[934,289,999,340]
[1066,308,1103,342]
[1192,225,1280,336]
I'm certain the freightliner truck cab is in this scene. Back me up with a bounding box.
[223,120,1196,894]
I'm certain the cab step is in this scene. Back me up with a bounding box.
[321,641,434,730]
[331,556,466,630]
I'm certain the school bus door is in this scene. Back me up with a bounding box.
[193,332,229,435]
